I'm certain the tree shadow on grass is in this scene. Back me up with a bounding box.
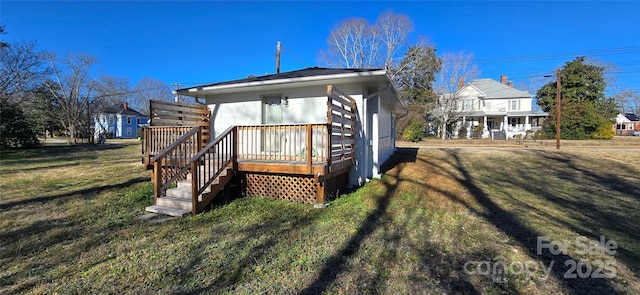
[0,177,149,210]
[419,148,624,294]
[0,143,131,165]
[299,148,480,294]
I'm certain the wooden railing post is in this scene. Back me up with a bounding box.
[326,123,332,168]
[191,161,198,214]
[232,126,238,170]
[153,161,161,202]
[307,124,313,174]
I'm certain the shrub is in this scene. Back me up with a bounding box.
[533,130,547,140]
[402,119,425,142]
[457,125,468,139]
[590,121,615,139]
[471,125,484,139]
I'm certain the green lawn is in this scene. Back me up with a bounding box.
[1,140,638,294]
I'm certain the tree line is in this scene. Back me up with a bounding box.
[0,26,174,149]
[319,11,634,140]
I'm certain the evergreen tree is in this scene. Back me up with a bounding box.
[537,57,618,139]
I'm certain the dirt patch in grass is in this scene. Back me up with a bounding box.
[1,141,638,294]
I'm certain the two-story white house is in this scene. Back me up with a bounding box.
[456,75,548,139]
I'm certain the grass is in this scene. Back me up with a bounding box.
[1,139,639,294]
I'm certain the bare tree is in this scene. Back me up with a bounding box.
[432,52,479,139]
[377,10,414,70]
[613,89,640,114]
[0,41,48,104]
[132,77,173,116]
[319,17,379,68]
[45,52,98,143]
[319,11,413,69]
[95,75,132,110]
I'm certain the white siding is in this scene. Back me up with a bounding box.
[203,82,391,188]
[377,100,394,168]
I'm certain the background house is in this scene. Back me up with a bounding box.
[614,113,640,136]
[94,102,148,140]
[456,75,548,139]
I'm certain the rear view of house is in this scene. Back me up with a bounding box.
[142,67,406,216]
[614,113,640,136]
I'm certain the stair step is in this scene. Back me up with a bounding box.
[156,196,192,211]
[145,205,191,217]
[186,167,230,180]
[177,179,220,189]
[166,187,192,199]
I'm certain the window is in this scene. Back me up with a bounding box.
[510,100,521,111]
[127,116,131,124]
[629,124,634,130]
[126,128,132,136]
[616,124,626,130]
[137,118,141,124]
[462,99,472,111]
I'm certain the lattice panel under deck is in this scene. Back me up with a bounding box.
[245,173,318,204]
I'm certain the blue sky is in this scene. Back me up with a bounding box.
[3,1,639,94]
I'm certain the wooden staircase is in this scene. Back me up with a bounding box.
[146,164,235,217]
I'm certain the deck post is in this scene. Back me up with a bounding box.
[153,161,161,203]
[307,124,313,174]
[191,161,198,214]
[232,126,238,170]
[316,176,325,205]
[326,87,333,171]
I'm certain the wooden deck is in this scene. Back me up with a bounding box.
[142,85,357,214]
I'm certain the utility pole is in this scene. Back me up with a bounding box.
[171,83,182,103]
[276,41,281,74]
[555,71,561,150]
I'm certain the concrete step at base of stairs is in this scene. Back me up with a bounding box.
[156,196,192,211]
[145,205,191,217]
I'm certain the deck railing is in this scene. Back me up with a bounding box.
[237,124,329,162]
[142,126,196,165]
[189,125,236,213]
[151,126,201,200]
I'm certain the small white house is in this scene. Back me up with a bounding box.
[176,67,407,187]
[456,75,548,139]
[613,113,640,136]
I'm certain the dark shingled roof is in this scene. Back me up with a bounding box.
[103,105,145,117]
[624,113,640,121]
[179,67,383,91]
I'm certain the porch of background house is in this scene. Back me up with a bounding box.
[141,85,357,216]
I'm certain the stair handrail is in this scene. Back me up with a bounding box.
[188,125,237,212]
[151,126,201,200]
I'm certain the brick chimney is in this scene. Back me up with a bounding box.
[123,102,128,110]
[500,75,507,85]
[457,77,465,90]
[508,81,513,87]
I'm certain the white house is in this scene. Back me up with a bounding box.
[456,75,548,139]
[613,113,640,136]
[176,67,407,187]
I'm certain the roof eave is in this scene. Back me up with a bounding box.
[178,70,389,96]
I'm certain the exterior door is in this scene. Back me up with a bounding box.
[487,117,496,130]
[262,95,283,152]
